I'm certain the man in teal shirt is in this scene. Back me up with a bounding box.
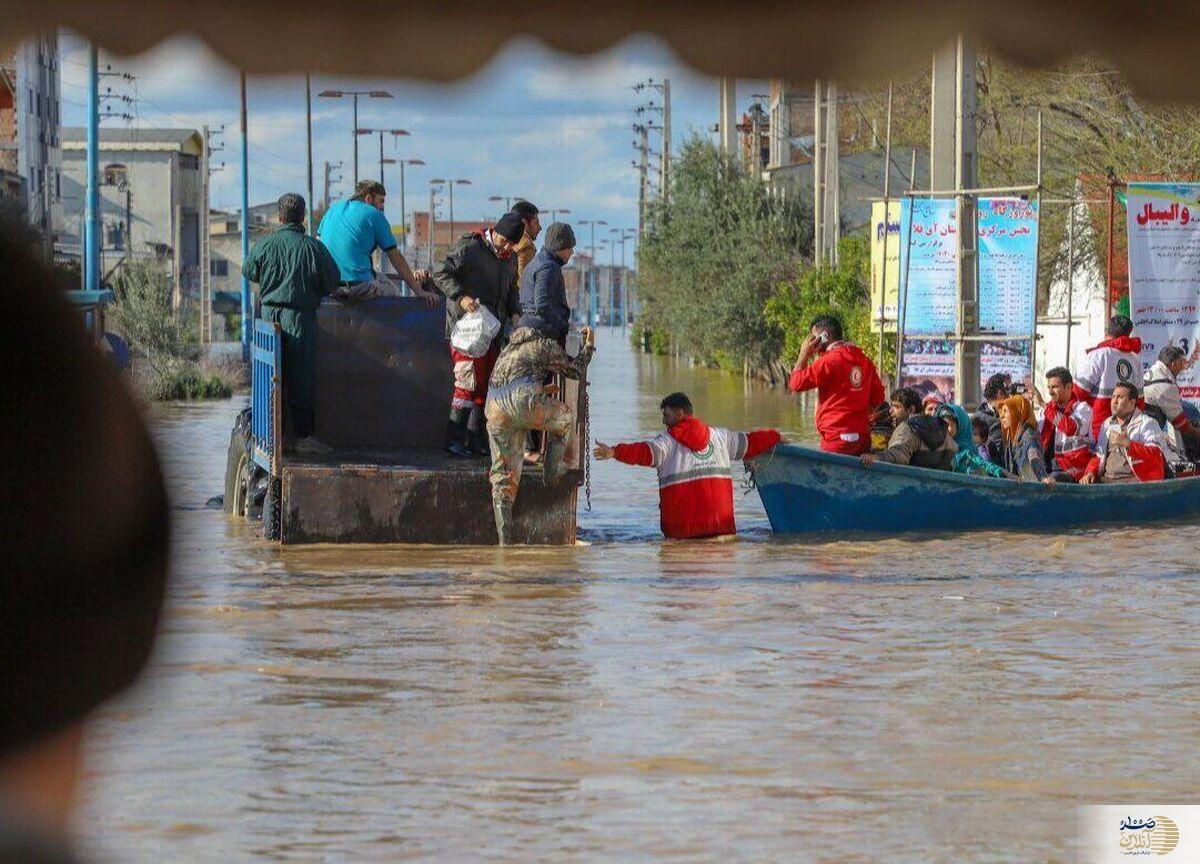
[318,179,434,301]
[243,193,339,448]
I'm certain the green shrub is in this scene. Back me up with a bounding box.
[150,364,234,401]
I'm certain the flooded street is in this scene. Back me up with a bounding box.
[79,329,1199,862]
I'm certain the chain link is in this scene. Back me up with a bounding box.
[583,380,592,512]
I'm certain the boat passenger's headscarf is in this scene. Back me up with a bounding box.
[936,403,974,453]
[1001,394,1036,442]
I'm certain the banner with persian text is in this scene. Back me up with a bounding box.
[1126,182,1200,401]
[898,197,1039,400]
[869,200,904,333]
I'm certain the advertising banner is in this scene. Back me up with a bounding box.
[978,197,1039,336]
[898,198,958,336]
[1126,182,1200,401]
[869,200,904,333]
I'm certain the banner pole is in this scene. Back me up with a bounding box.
[1031,111,1043,389]
[878,82,893,376]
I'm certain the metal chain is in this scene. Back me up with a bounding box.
[583,381,593,512]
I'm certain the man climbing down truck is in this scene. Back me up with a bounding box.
[594,393,782,540]
[485,325,595,545]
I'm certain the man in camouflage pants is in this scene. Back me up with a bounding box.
[485,326,594,544]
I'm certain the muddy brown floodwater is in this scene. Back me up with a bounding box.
[78,328,1199,862]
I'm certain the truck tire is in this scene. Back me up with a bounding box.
[224,407,254,514]
[263,475,282,541]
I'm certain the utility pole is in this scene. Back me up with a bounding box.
[661,78,671,202]
[398,158,424,256]
[239,71,251,361]
[427,186,438,267]
[323,160,343,212]
[930,35,979,405]
[813,80,840,266]
[305,74,315,235]
[718,77,738,161]
[318,88,393,186]
[578,219,607,327]
[84,43,100,294]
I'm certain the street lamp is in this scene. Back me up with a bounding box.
[436,178,471,240]
[397,158,424,254]
[545,207,571,223]
[488,194,521,211]
[355,127,409,188]
[428,179,445,268]
[578,219,607,327]
[318,88,393,185]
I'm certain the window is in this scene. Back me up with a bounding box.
[210,259,229,277]
[103,163,127,186]
[180,154,199,170]
[105,221,126,251]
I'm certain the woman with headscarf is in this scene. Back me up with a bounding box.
[999,394,1052,483]
[935,404,1008,478]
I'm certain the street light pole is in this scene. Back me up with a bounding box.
[318,88,393,186]
[305,74,314,236]
[578,219,607,327]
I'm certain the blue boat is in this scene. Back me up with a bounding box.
[750,444,1200,533]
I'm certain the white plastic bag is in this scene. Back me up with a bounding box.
[450,306,501,357]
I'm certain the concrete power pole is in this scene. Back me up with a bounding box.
[718,78,738,160]
[323,160,342,212]
[931,36,979,405]
[201,125,211,343]
[813,80,840,266]
[660,78,671,202]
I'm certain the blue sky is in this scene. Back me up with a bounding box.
[60,32,768,261]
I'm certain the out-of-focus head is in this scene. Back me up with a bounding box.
[351,180,387,211]
[660,391,694,426]
[544,222,576,263]
[1,229,170,827]
[971,414,990,444]
[277,193,306,225]
[1106,314,1134,339]
[1111,381,1138,417]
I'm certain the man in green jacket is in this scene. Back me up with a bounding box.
[243,193,340,449]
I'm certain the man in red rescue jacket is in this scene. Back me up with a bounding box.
[1074,315,1144,441]
[787,314,885,455]
[594,392,782,540]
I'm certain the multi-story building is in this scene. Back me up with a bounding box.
[0,34,63,234]
[59,127,206,300]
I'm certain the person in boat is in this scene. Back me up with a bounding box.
[1035,366,1094,482]
[485,324,595,545]
[922,390,947,416]
[1080,382,1167,484]
[433,211,528,459]
[935,404,1007,478]
[970,415,992,460]
[242,193,340,452]
[594,392,782,540]
[1074,314,1144,441]
[1143,345,1200,465]
[861,387,957,471]
[974,373,1012,464]
[999,394,1053,483]
[787,313,884,456]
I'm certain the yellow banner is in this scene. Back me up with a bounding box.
[869,200,902,333]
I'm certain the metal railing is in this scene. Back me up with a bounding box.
[251,318,282,473]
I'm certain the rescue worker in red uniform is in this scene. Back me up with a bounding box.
[1073,314,1143,441]
[787,314,885,455]
[594,392,782,540]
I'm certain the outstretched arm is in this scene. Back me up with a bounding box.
[739,429,782,460]
[594,441,655,466]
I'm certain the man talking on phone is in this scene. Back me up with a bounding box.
[788,314,885,455]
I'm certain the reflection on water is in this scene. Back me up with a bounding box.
[77,329,1200,861]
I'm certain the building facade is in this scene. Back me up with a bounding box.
[0,34,63,234]
[60,127,206,301]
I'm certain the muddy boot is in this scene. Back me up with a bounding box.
[444,407,472,458]
[467,405,490,459]
[493,499,514,546]
[542,434,566,486]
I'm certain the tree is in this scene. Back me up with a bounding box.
[638,137,811,377]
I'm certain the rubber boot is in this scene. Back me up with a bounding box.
[467,405,490,459]
[542,434,566,486]
[493,499,514,546]
[444,407,473,458]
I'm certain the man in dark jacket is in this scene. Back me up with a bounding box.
[518,222,575,345]
[243,193,340,448]
[433,211,526,457]
[510,199,541,280]
[861,386,957,470]
[974,373,1011,464]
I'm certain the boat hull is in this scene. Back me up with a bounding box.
[751,444,1200,533]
